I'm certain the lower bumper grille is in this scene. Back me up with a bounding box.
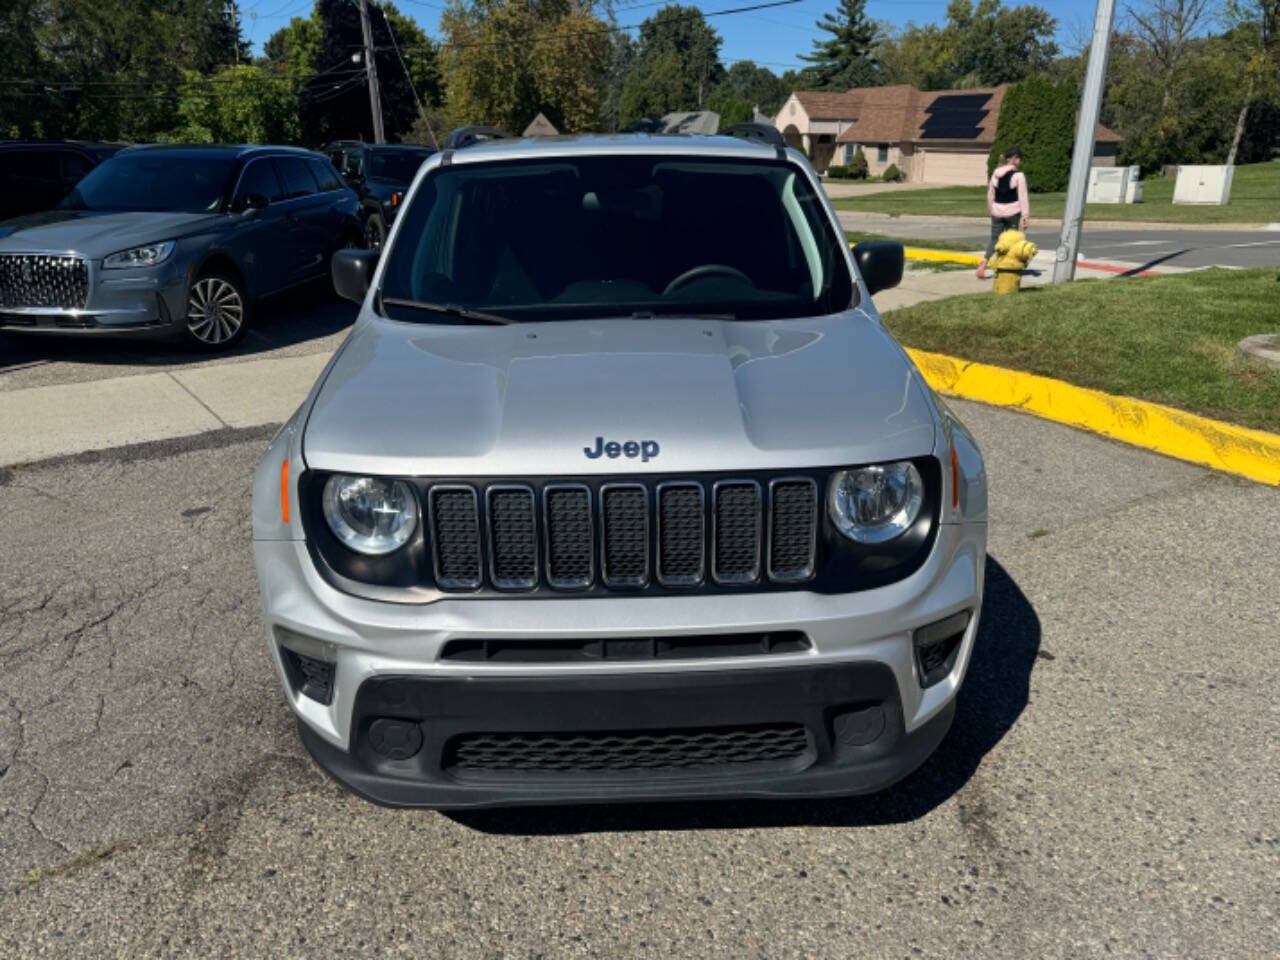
[0,255,89,309]
[445,723,810,774]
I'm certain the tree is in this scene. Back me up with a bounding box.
[1223,0,1280,165]
[616,4,725,125]
[284,0,440,145]
[987,75,1075,191]
[440,0,610,133]
[872,1,1057,91]
[172,65,301,144]
[800,0,878,89]
[714,60,788,115]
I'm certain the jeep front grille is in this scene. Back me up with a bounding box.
[0,255,89,309]
[423,474,818,595]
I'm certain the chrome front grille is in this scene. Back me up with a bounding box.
[0,255,89,309]
[424,474,819,595]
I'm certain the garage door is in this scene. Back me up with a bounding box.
[920,150,989,186]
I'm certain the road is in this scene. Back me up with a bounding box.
[839,211,1280,270]
[2,398,1276,957]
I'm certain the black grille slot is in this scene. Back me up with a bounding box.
[440,631,811,662]
[769,478,818,582]
[446,723,809,774]
[487,487,537,589]
[601,485,648,587]
[430,487,482,590]
[713,482,761,583]
[0,255,89,309]
[544,485,593,589]
[657,483,705,585]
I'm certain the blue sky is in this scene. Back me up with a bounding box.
[239,0,1101,75]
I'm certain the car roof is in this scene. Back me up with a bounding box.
[117,144,322,161]
[366,143,435,153]
[444,132,786,166]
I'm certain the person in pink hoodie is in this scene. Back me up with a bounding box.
[976,146,1029,279]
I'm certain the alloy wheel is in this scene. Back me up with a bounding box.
[186,277,244,346]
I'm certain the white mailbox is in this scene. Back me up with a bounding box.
[1173,165,1234,205]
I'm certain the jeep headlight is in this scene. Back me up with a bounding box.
[102,240,175,269]
[322,474,418,555]
[828,461,924,544]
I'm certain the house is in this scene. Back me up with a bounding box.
[773,84,1123,185]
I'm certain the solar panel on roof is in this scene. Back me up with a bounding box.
[918,93,993,141]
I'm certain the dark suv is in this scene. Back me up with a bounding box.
[0,140,123,222]
[328,142,434,251]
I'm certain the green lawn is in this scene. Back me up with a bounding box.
[883,268,1280,432]
[833,161,1280,225]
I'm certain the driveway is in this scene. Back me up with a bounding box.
[1,399,1275,957]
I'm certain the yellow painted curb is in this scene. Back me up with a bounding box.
[905,347,1280,487]
[849,242,982,266]
[903,247,982,266]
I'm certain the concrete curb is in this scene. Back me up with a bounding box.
[905,347,1280,487]
[903,247,982,266]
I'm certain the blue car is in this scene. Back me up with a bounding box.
[0,144,362,350]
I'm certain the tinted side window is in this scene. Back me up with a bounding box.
[274,157,318,200]
[12,150,59,182]
[308,158,344,192]
[235,159,283,204]
[59,151,94,181]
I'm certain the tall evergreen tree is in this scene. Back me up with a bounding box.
[800,0,878,89]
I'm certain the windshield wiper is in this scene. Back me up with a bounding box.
[380,297,514,325]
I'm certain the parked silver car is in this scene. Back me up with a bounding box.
[252,127,988,808]
[0,144,361,350]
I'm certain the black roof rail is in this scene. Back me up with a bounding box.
[720,123,786,148]
[441,126,513,150]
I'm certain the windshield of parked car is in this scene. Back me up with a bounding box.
[60,152,237,213]
[378,155,856,323]
[366,149,433,183]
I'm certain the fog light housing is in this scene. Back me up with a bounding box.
[914,611,969,688]
[275,626,337,705]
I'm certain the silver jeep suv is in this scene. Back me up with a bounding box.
[252,127,988,808]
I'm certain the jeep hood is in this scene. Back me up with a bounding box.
[0,210,223,256]
[303,312,939,476]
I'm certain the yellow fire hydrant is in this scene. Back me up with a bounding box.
[989,229,1038,295]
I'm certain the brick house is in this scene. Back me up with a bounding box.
[773,84,1123,184]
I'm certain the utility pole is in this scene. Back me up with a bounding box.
[358,0,386,144]
[228,2,240,65]
[1053,0,1117,283]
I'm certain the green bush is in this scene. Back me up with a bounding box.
[882,163,901,182]
[988,76,1075,192]
[850,146,869,179]
[826,164,851,178]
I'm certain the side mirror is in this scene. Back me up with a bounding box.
[332,248,379,303]
[238,192,269,213]
[852,241,905,296]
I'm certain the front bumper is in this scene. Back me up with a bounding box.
[254,518,986,807]
[0,258,188,337]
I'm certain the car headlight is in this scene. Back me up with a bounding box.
[102,241,175,269]
[828,461,925,544]
[322,474,418,555]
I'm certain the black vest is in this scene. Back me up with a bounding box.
[994,169,1019,204]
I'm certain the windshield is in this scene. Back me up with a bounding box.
[366,149,433,183]
[61,152,237,213]
[378,155,855,323]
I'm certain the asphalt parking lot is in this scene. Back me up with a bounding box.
[1,388,1276,957]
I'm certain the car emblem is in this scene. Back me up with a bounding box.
[583,436,660,462]
[21,260,33,284]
